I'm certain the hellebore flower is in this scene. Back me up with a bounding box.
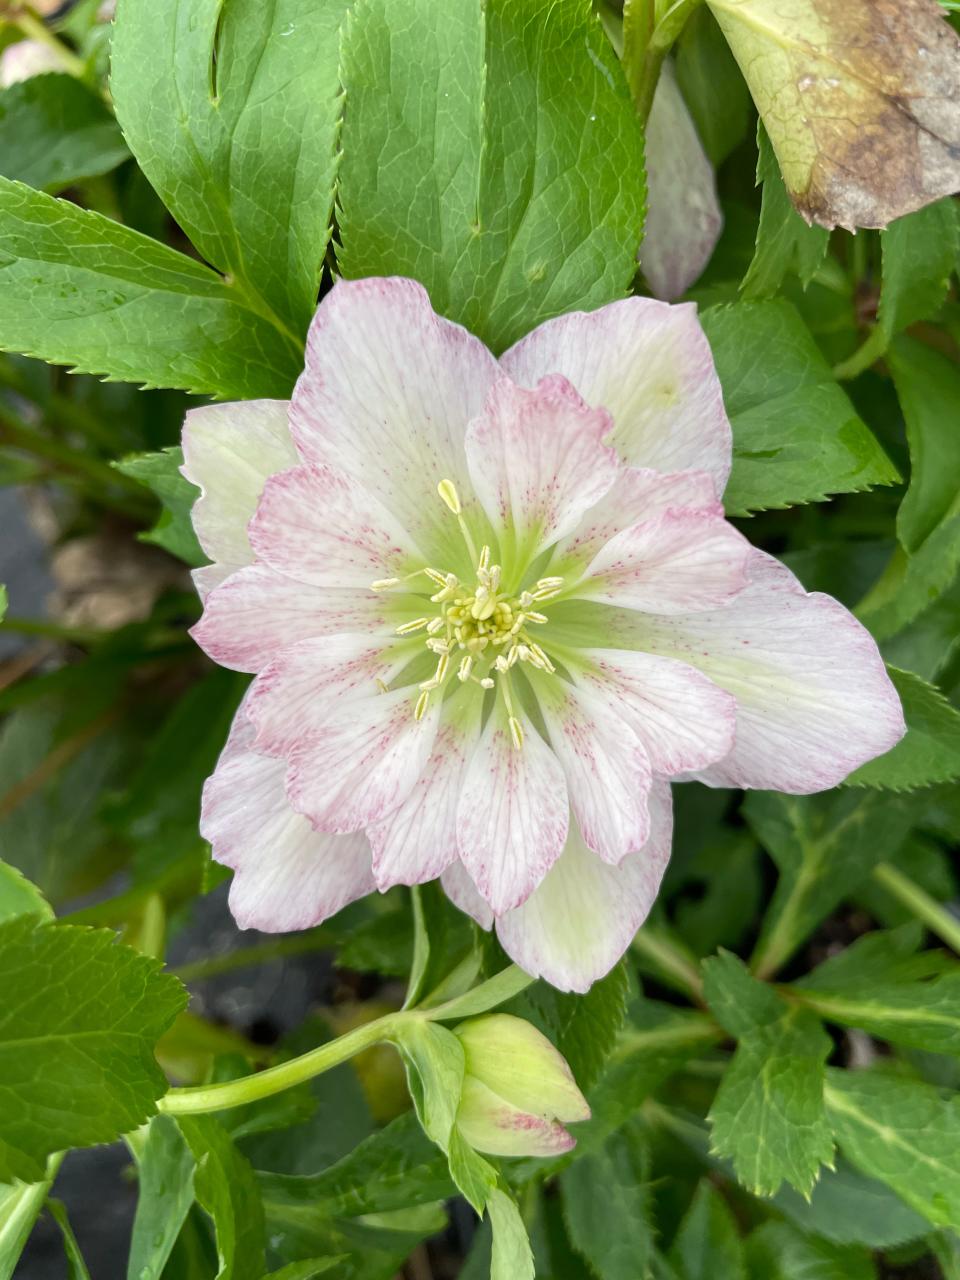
[453,1014,590,1157]
[185,277,904,992]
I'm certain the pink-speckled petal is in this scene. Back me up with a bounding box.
[464,374,619,556]
[456,1076,576,1158]
[500,299,731,490]
[442,860,495,930]
[286,685,442,833]
[495,783,674,994]
[535,677,652,865]
[457,705,569,915]
[638,551,907,792]
[578,508,751,613]
[575,649,736,776]
[641,61,723,301]
[201,705,374,932]
[248,463,424,589]
[367,690,483,890]
[181,399,295,574]
[290,277,498,565]
[191,563,385,674]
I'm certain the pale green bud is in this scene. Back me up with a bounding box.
[453,1014,590,1158]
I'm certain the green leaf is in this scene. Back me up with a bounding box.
[337,0,644,353]
[795,970,960,1057]
[745,1221,876,1280]
[772,1159,929,1249]
[264,1263,343,1280]
[560,1122,654,1280]
[0,74,128,193]
[46,1200,92,1280]
[747,789,922,977]
[488,1188,535,1280]
[0,178,302,398]
[844,667,960,789]
[113,446,205,567]
[0,859,52,924]
[0,917,186,1182]
[704,955,834,1197]
[675,8,751,167]
[447,1127,498,1217]
[178,1115,266,1280]
[741,125,829,301]
[877,199,960,342]
[0,1156,59,1280]
[0,586,5,622]
[127,1115,197,1280]
[396,1019,465,1152]
[796,924,945,992]
[823,1067,960,1231]
[669,1180,746,1280]
[700,300,898,515]
[112,0,348,338]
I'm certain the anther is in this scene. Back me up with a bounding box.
[426,617,445,634]
[479,677,495,689]
[437,478,462,515]
[396,617,429,635]
[414,690,431,721]
[508,716,525,750]
[478,545,491,572]
[371,577,400,591]
[458,655,474,682]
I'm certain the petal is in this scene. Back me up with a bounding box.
[495,783,674,994]
[441,859,494,930]
[191,563,386,674]
[367,690,483,890]
[500,299,731,490]
[181,399,295,572]
[464,374,619,561]
[286,685,442,832]
[201,704,374,932]
[247,635,401,756]
[248,463,425,589]
[575,648,736,775]
[534,676,652,865]
[289,277,498,565]
[578,509,751,613]
[641,61,723,301]
[456,1076,575,1158]
[457,704,569,915]
[637,551,907,792]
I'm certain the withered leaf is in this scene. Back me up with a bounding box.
[707,0,960,228]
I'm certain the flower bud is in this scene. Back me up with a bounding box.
[453,1014,590,1158]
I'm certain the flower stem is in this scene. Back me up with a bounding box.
[174,929,335,982]
[632,925,704,1001]
[871,862,960,954]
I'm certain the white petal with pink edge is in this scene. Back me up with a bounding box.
[286,685,442,833]
[534,676,652,865]
[367,691,483,890]
[577,508,751,613]
[500,299,731,491]
[289,277,498,565]
[248,463,425,589]
[464,374,619,560]
[456,705,569,915]
[441,859,495,930]
[636,551,907,793]
[192,563,385,674]
[201,704,374,932]
[494,783,674,994]
[181,399,295,575]
[575,648,736,776]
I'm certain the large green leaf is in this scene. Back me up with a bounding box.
[772,1160,929,1250]
[877,199,960,343]
[337,0,644,352]
[746,1221,876,1280]
[844,666,960,790]
[560,1123,653,1280]
[794,970,960,1055]
[112,0,348,339]
[823,1068,960,1231]
[0,74,129,192]
[0,178,301,397]
[0,859,52,925]
[669,1180,746,1280]
[0,917,186,1182]
[701,300,898,515]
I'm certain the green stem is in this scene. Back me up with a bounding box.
[833,324,888,381]
[609,1012,721,1064]
[1,617,107,646]
[13,10,86,78]
[158,1012,406,1115]
[174,929,335,982]
[632,925,704,1001]
[872,862,960,954]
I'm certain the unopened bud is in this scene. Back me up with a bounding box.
[453,1014,590,1158]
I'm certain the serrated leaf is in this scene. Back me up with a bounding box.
[113,446,204,567]
[178,1115,266,1280]
[704,955,834,1198]
[701,300,898,515]
[0,74,128,193]
[560,1123,654,1280]
[337,0,644,353]
[741,124,830,301]
[0,178,302,398]
[877,199,960,344]
[772,1159,929,1249]
[0,917,186,1182]
[746,1221,876,1280]
[844,667,960,789]
[795,924,944,992]
[127,1115,196,1280]
[794,970,960,1055]
[669,1180,746,1280]
[823,1067,960,1231]
[112,0,348,338]
[0,859,52,924]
